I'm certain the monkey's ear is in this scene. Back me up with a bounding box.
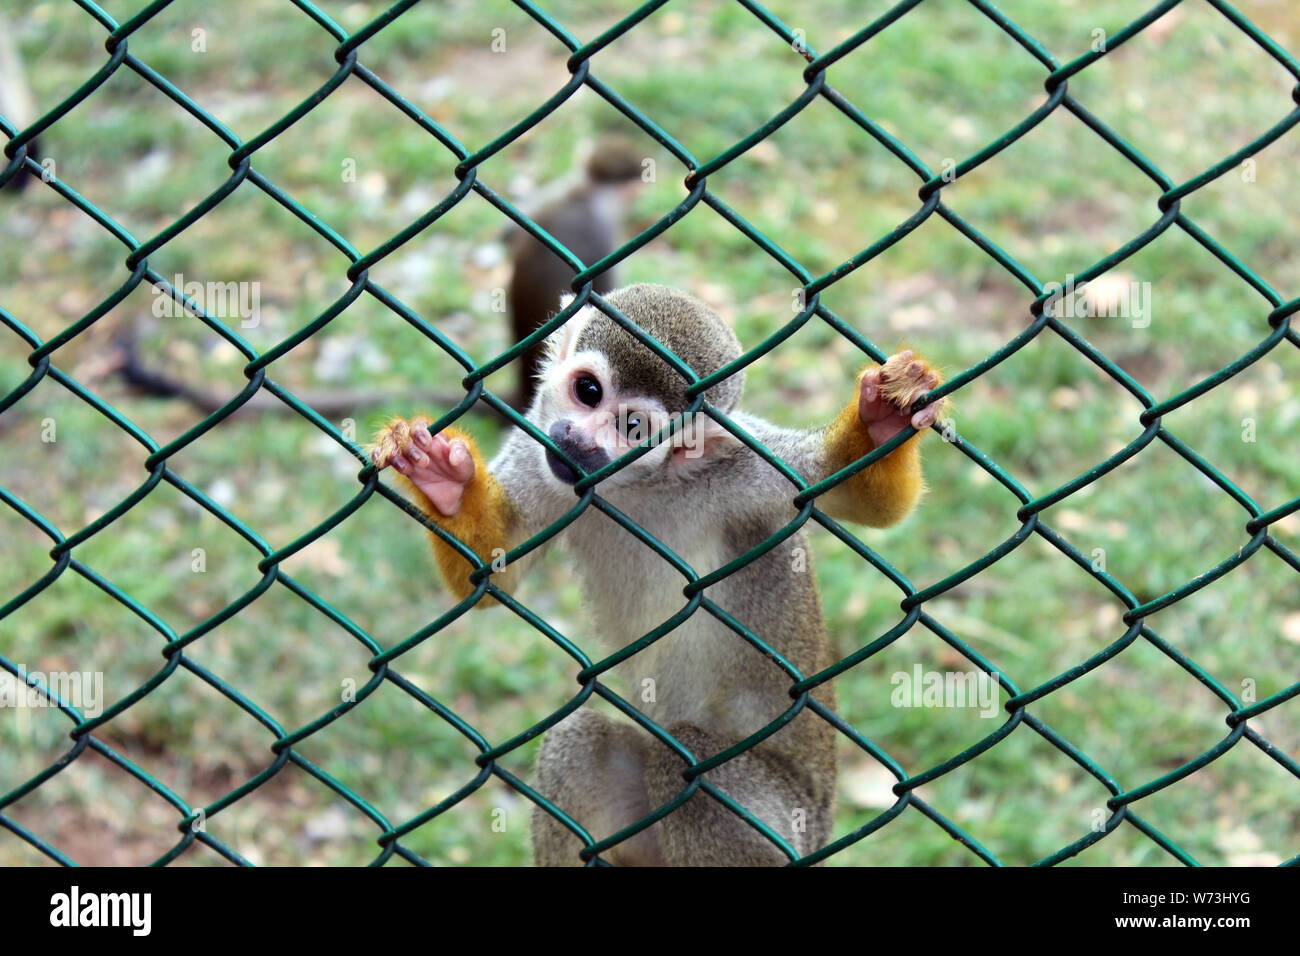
[670,414,739,469]
[544,303,585,366]
[559,292,575,311]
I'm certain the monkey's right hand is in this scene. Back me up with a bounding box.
[859,350,944,448]
[372,417,475,517]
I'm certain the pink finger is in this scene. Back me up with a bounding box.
[912,407,938,429]
[448,439,475,479]
[860,373,878,403]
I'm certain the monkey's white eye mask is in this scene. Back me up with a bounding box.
[532,362,730,488]
[532,351,664,487]
[533,298,740,486]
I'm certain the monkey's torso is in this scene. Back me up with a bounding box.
[558,477,838,800]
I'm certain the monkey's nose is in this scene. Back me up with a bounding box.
[549,420,598,452]
[546,420,609,484]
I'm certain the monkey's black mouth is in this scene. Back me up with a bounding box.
[546,442,611,486]
[546,449,579,485]
[545,423,611,485]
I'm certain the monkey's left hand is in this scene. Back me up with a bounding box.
[858,350,944,447]
[372,416,476,517]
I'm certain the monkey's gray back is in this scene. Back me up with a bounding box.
[509,188,622,310]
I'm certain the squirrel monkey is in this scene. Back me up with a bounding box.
[506,135,645,410]
[372,284,945,866]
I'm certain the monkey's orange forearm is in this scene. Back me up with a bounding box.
[390,426,517,603]
[817,370,927,528]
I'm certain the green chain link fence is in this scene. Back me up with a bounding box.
[1,0,1298,866]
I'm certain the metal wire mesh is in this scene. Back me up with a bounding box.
[1,0,1297,866]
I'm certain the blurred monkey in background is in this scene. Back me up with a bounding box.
[505,134,646,409]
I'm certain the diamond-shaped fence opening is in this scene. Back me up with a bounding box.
[1,0,1297,866]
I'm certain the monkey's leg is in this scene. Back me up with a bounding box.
[532,709,665,867]
[645,723,831,866]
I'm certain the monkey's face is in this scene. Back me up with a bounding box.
[531,295,741,493]
[533,354,679,490]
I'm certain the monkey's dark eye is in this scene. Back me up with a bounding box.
[574,374,603,407]
[621,412,644,440]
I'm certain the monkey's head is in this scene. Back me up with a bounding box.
[584,134,646,185]
[532,284,744,490]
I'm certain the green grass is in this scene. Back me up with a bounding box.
[1,0,1297,866]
